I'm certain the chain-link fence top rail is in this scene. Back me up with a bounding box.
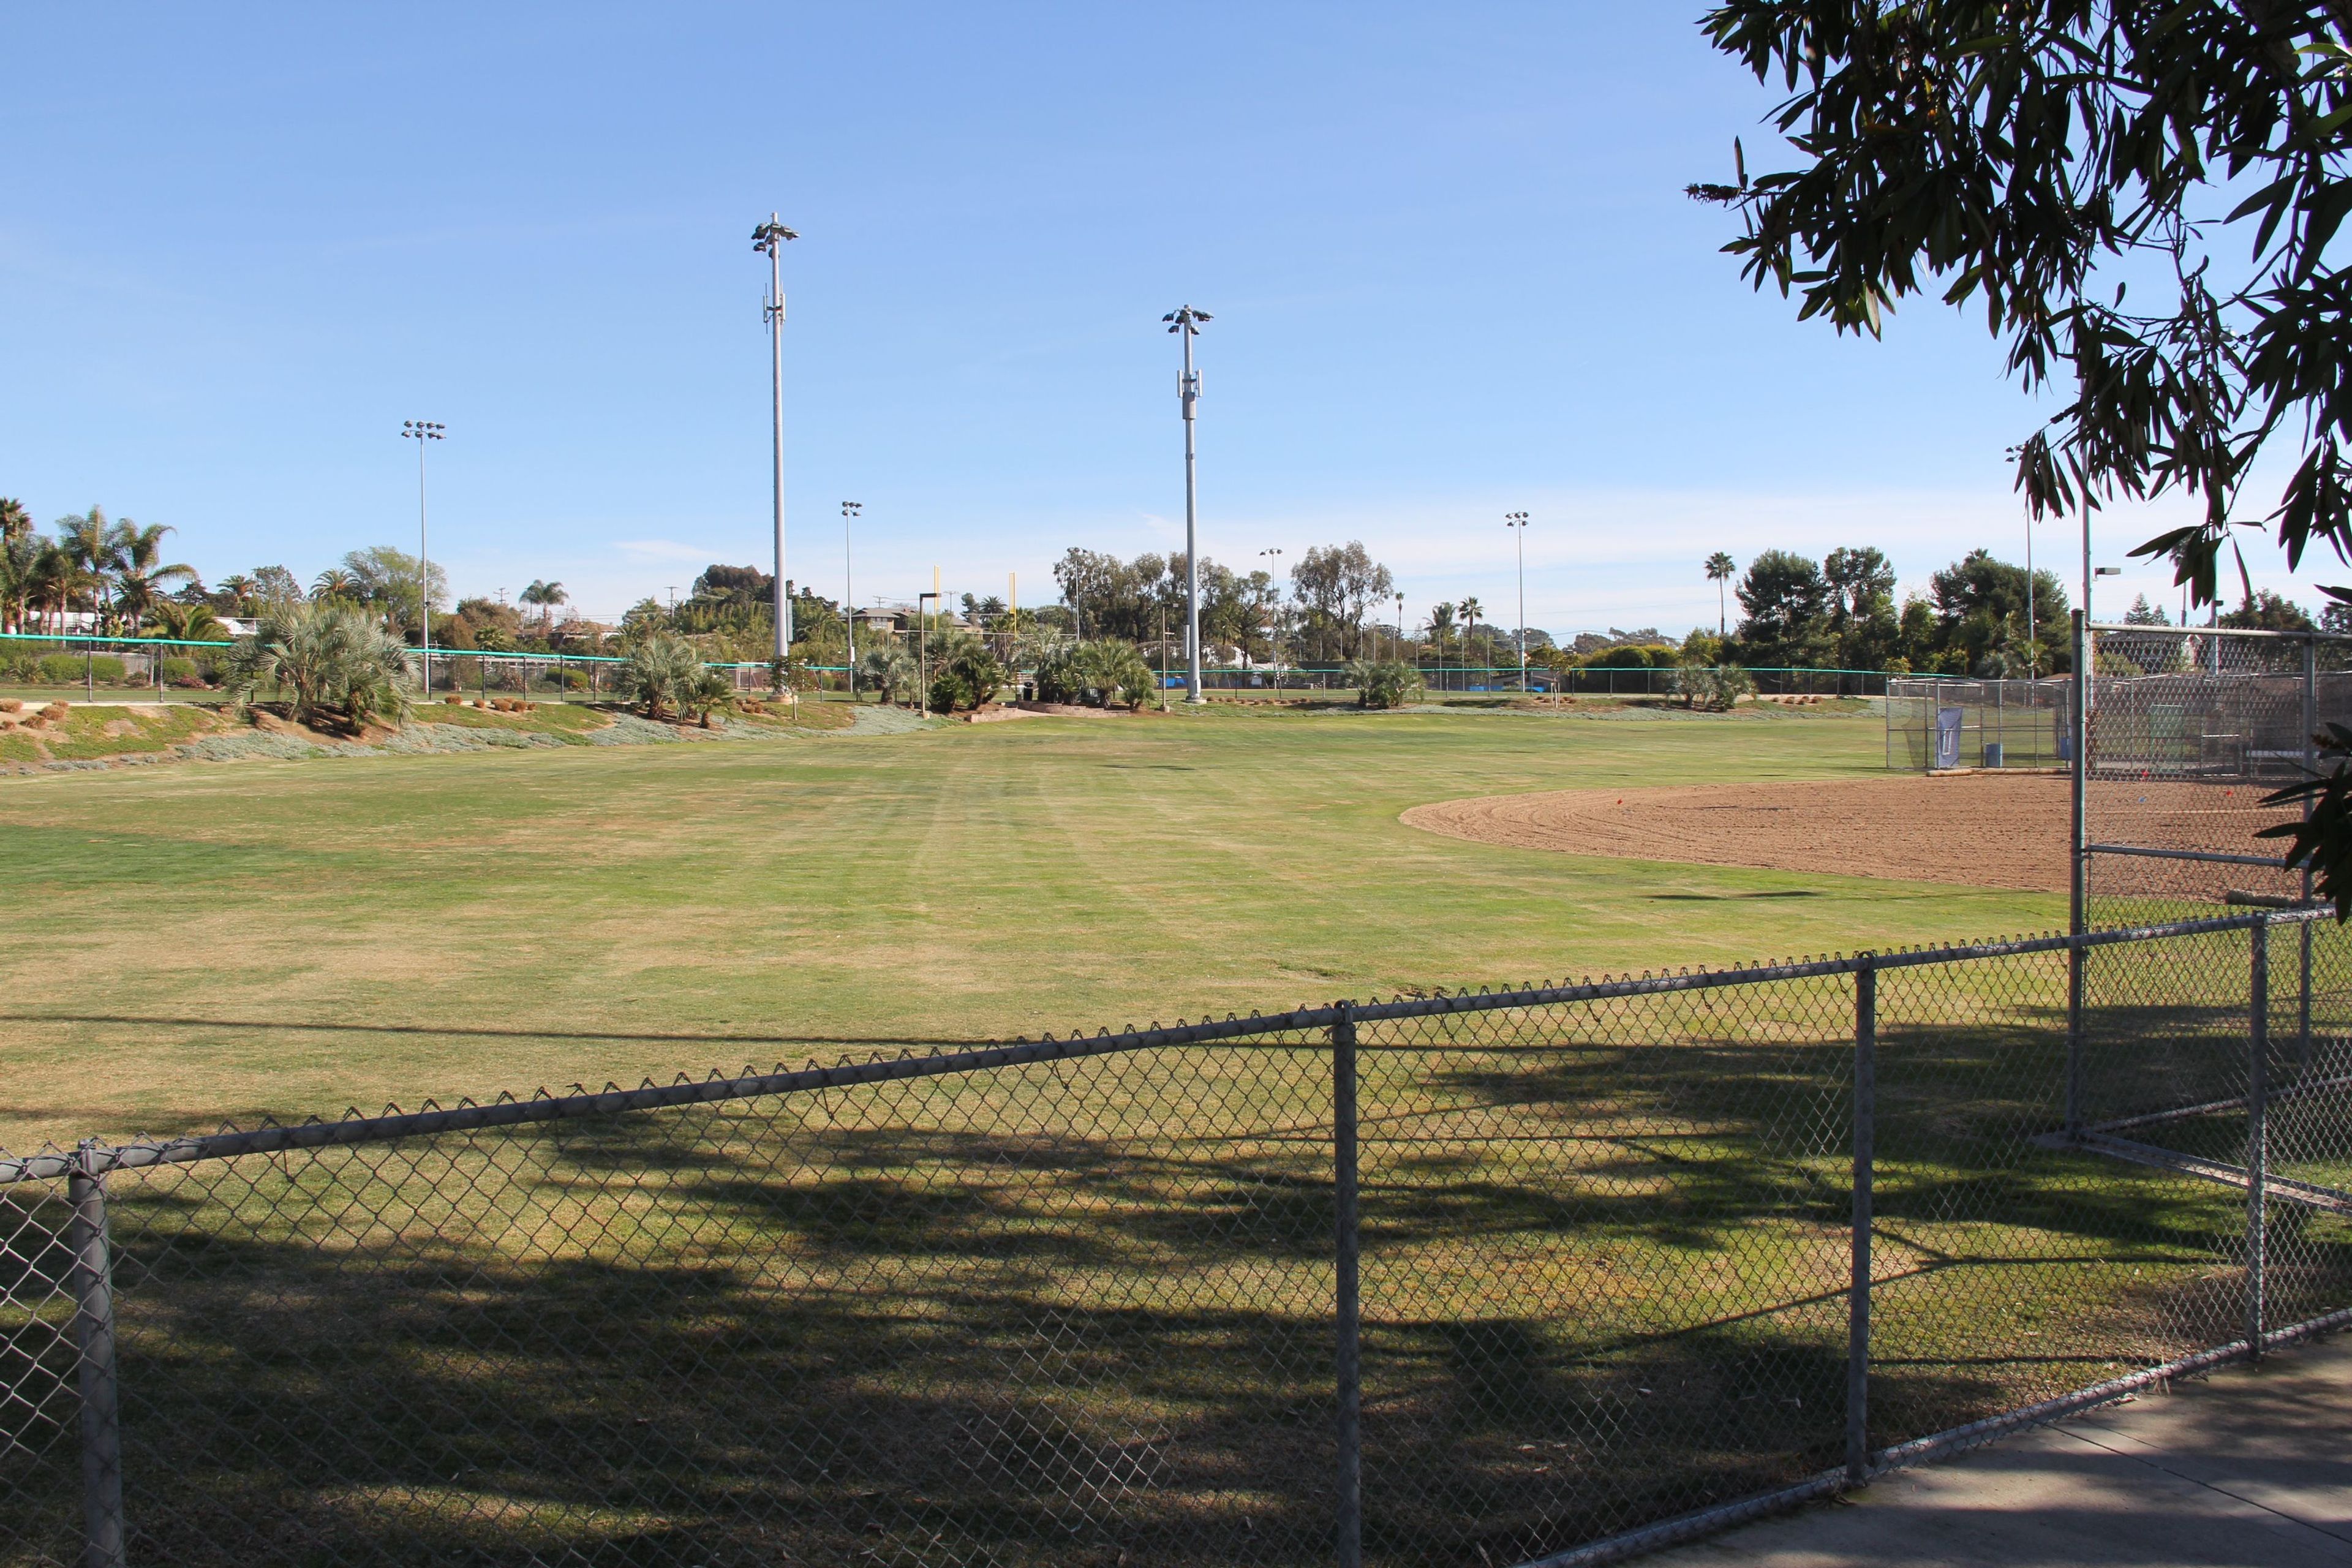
[2084,625,2352,921]
[5,911,2346,1568]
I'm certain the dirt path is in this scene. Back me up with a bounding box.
[1401,774,2077,891]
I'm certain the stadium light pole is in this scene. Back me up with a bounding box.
[842,501,862,699]
[401,421,444,692]
[917,590,939,712]
[1505,512,1529,690]
[753,215,798,663]
[1258,546,1282,692]
[1165,305,1212,703]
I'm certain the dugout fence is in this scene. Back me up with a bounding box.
[6,907,2350,1568]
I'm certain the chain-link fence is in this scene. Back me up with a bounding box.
[2082,624,2352,922]
[1885,677,2071,771]
[7,909,2347,1568]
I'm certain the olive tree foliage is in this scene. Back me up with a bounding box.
[1692,1,2352,909]
[1692,2,2352,603]
[224,600,415,730]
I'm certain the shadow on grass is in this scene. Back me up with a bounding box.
[6,978,2350,1567]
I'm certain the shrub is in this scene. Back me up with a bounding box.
[1668,662,1754,712]
[224,601,416,729]
[159,657,200,685]
[925,636,1007,712]
[1346,658,1423,709]
[1037,639,1155,709]
[858,647,920,704]
[620,631,707,720]
[35,654,97,684]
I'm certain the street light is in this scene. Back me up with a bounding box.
[1505,512,1529,690]
[753,214,799,663]
[1165,305,1213,703]
[842,502,862,699]
[1258,546,1283,693]
[401,421,444,693]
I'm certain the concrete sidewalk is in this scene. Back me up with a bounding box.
[1652,1335,2352,1567]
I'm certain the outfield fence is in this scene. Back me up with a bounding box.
[6,906,2348,1568]
[2,632,1891,704]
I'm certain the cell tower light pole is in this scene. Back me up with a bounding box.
[753,215,798,663]
[843,500,862,698]
[1164,305,1212,703]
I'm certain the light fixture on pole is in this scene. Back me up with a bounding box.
[842,502,862,699]
[1505,512,1529,690]
[1164,304,1213,703]
[401,421,444,693]
[753,214,799,665]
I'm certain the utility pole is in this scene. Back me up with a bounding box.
[753,215,798,663]
[1506,512,1529,690]
[1165,305,1213,703]
[401,421,444,692]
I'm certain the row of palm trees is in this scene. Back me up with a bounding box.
[1,502,198,637]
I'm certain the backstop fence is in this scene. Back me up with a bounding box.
[1883,677,2071,771]
[7,907,2350,1568]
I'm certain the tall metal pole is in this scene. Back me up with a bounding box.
[754,216,798,664]
[1847,962,1877,1484]
[70,1143,126,1568]
[1332,1001,1362,1568]
[1167,306,1212,703]
[2248,916,2271,1359]
[843,502,862,699]
[2067,608,2089,1131]
[402,421,443,692]
[418,433,429,693]
[1506,513,1529,690]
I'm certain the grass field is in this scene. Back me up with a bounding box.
[7,700,2342,1568]
[0,702,2066,1150]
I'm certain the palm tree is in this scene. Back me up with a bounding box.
[520,579,567,635]
[0,499,29,546]
[1706,552,1738,636]
[109,522,195,633]
[215,575,258,616]
[622,631,709,720]
[149,600,228,644]
[224,600,415,729]
[1460,596,1487,677]
[55,507,113,630]
[311,568,363,605]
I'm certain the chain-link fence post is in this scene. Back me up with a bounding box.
[68,1142,126,1568]
[1332,1000,1362,1568]
[2300,636,2316,1067]
[1846,961,1876,1484]
[2247,918,2271,1361]
[2067,610,2089,1129]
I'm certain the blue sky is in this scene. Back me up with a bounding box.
[0,3,2307,638]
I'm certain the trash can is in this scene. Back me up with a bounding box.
[1983,741,2004,769]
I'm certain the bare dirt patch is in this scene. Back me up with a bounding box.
[1404,772,2307,892]
[1403,774,2089,891]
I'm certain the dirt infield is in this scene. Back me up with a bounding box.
[1399,772,2294,894]
[1401,771,2305,893]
